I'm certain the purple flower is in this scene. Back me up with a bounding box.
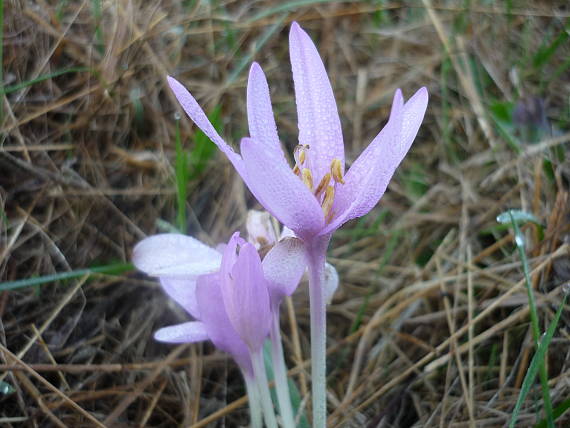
[167,21,428,242]
[165,22,428,425]
[133,232,305,374]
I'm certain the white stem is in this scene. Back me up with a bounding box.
[244,372,263,428]
[306,235,330,428]
[251,349,278,428]
[270,309,296,428]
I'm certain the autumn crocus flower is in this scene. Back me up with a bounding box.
[167,22,428,427]
[133,232,306,428]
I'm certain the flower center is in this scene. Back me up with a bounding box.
[292,145,345,222]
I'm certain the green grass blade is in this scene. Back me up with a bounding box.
[496,210,542,227]
[188,106,222,181]
[91,0,104,55]
[246,0,347,23]
[0,67,90,95]
[174,116,188,234]
[350,229,400,334]
[227,14,286,84]
[509,294,567,428]
[532,18,569,70]
[507,210,554,427]
[262,341,310,428]
[0,0,4,124]
[0,263,133,292]
[533,397,570,428]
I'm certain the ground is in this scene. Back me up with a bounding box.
[1,1,570,427]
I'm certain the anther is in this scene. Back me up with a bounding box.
[302,168,313,191]
[321,186,335,218]
[314,172,331,199]
[293,165,301,176]
[331,159,345,184]
[294,145,307,166]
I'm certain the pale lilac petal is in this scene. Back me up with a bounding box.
[220,232,243,284]
[223,243,271,351]
[289,22,344,183]
[167,76,246,177]
[196,272,252,374]
[262,237,306,302]
[322,87,428,234]
[240,137,324,240]
[247,63,282,157]
[324,262,339,304]
[159,277,200,318]
[399,87,429,153]
[154,321,209,343]
[246,210,277,250]
[133,234,221,276]
[280,226,296,239]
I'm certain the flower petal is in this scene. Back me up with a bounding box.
[324,262,339,304]
[323,87,428,234]
[246,210,277,250]
[220,232,243,283]
[133,234,222,276]
[154,321,209,343]
[289,22,344,183]
[222,243,271,351]
[196,272,252,374]
[240,137,324,240]
[167,76,246,176]
[247,63,282,157]
[159,277,200,318]
[262,237,306,302]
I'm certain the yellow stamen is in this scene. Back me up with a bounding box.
[314,172,331,198]
[294,145,308,166]
[322,186,335,218]
[325,208,335,224]
[331,159,345,184]
[293,165,301,176]
[302,168,313,191]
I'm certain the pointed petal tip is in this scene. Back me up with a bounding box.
[289,20,307,42]
[249,61,262,73]
[394,88,404,102]
[166,75,180,89]
[153,322,209,344]
[414,86,429,103]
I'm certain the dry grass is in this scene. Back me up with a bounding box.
[1,1,570,427]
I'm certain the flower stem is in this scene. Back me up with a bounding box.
[306,235,330,428]
[244,372,262,428]
[270,308,296,428]
[251,349,278,428]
